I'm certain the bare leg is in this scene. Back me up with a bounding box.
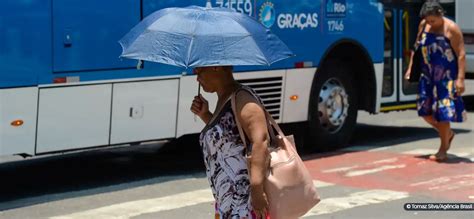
[437,122,451,151]
[422,116,440,131]
[422,116,454,161]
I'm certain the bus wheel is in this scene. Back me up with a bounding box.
[308,62,358,151]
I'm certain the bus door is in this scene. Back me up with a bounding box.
[399,1,422,101]
[381,0,422,106]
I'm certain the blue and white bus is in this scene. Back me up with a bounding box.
[1,0,410,159]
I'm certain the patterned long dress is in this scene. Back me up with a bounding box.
[199,86,256,219]
[417,31,467,122]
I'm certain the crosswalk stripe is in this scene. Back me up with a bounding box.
[303,190,409,217]
[50,189,214,219]
[50,180,335,219]
[49,179,411,219]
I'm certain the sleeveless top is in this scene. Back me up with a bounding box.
[420,31,458,81]
[417,30,466,122]
[199,85,262,218]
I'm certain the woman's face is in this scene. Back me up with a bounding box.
[194,67,222,93]
[425,15,444,30]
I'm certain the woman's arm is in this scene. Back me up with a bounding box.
[449,22,466,94]
[235,90,270,216]
[450,23,466,79]
[405,19,426,80]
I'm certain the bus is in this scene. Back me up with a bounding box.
[456,0,474,76]
[0,0,463,160]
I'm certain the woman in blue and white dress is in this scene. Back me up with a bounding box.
[405,2,467,162]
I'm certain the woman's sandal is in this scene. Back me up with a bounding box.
[429,131,455,162]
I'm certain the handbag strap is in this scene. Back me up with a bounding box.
[230,87,285,154]
[414,22,427,50]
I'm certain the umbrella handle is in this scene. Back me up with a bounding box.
[198,83,201,96]
[194,84,201,122]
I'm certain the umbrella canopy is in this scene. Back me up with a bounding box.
[119,6,293,68]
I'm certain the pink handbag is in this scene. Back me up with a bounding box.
[231,91,320,219]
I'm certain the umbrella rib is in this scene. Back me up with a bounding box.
[185,10,204,68]
[185,36,195,68]
[224,15,271,66]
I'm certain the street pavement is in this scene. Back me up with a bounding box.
[0,97,473,219]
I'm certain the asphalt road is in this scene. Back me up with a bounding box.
[0,96,473,219]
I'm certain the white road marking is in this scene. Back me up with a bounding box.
[410,176,452,187]
[303,190,409,217]
[428,180,474,191]
[322,165,359,173]
[372,157,398,164]
[410,174,474,192]
[402,149,472,158]
[340,146,380,152]
[50,189,214,219]
[345,164,406,177]
[322,158,402,177]
[313,180,335,188]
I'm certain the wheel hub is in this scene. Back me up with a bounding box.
[318,78,349,133]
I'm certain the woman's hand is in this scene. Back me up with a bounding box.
[404,69,411,80]
[190,95,211,123]
[455,78,465,95]
[250,185,269,219]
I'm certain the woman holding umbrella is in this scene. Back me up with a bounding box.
[191,66,271,218]
[119,5,295,218]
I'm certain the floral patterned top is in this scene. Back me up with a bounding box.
[199,86,256,218]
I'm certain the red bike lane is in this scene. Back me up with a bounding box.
[304,150,474,202]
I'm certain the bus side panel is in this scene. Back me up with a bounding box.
[110,79,179,144]
[0,0,51,88]
[282,68,317,123]
[36,85,112,154]
[38,0,185,86]
[52,0,140,72]
[456,0,474,74]
[374,63,384,113]
[0,88,38,156]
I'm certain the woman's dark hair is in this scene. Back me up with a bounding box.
[419,1,445,18]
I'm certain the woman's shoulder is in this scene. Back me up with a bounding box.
[235,85,260,104]
[445,18,462,39]
[234,85,265,113]
[446,18,461,32]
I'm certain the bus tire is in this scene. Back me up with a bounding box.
[308,61,358,151]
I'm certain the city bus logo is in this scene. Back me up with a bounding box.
[259,1,276,28]
[326,0,346,17]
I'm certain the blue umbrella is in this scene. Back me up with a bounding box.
[119,5,293,68]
